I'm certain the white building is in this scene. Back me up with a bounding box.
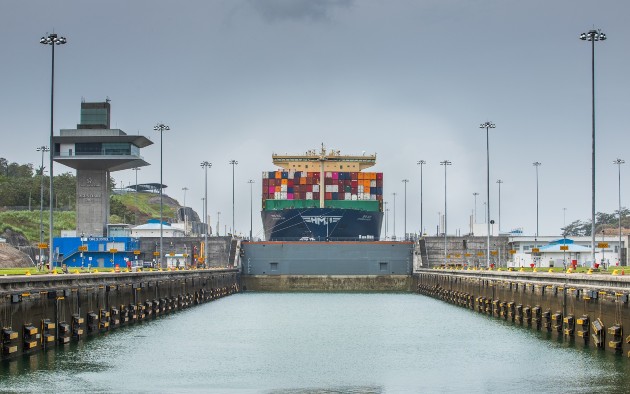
[506,235,623,268]
[131,221,185,238]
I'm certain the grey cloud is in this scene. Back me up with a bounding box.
[247,0,353,22]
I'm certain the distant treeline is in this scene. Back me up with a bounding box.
[0,157,115,210]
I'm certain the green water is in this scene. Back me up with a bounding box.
[1,293,629,393]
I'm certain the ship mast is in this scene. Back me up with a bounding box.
[319,143,326,208]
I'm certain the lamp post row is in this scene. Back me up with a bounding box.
[38,28,610,269]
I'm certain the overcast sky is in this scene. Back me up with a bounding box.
[2,0,629,238]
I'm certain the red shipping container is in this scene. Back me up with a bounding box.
[376,179,383,187]
[376,172,383,180]
[263,178,269,187]
[352,187,358,194]
[338,193,345,200]
[351,172,358,180]
[287,179,294,186]
[307,185,313,192]
[313,192,320,200]
[377,195,383,201]
[295,192,301,199]
[313,172,320,179]
[325,192,332,200]
[351,180,358,187]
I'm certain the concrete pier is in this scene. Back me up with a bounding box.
[0,269,240,360]
[416,269,630,357]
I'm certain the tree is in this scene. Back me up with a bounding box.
[0,158,8,176]
[562,220,591,236]
[110,196,133,221]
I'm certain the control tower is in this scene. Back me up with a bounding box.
[53,101,153,236]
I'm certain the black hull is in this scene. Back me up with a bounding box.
[261,208,383,241]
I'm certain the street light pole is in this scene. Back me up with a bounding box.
[533,162,541,237]
[392,193,397,240]
[402,179,409,239]
[440,160,452,264]
[229,160,238,236]
[182,186,189,236]
[154,123,170,268]
[248,180,255,240]
[36,146,49,246]
[479,121,496,267]
[580,28,606,267]
[496,180,503,234]
[614,158,625,266]
[40,32,67,271]
[200,161,212,267]
[473,192,479,224]
[384,202,389,240]
[417,160,426,235]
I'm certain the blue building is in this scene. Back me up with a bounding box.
[54,236,140,269]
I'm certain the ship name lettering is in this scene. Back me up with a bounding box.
[302,216,342,225]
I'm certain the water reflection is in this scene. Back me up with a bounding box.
[1,294,630,393]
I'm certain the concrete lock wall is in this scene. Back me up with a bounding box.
[0,269,240,360]
[416,270,630,357]
[422,236,510,268]
[137,237,233,267]
[243,275,413,292]
[242,241,413,275]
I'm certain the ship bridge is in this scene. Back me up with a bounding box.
[272,147,376,172]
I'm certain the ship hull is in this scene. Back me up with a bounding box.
[261,208,383,241]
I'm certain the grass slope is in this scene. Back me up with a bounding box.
[0,192,180,244]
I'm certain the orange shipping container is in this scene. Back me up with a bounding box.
[275,171,282,179]
[281,179,288,185]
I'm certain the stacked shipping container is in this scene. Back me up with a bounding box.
[262,170,384,212]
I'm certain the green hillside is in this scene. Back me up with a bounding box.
[0,193,180,244]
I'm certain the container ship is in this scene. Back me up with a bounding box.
[261,146,384,241]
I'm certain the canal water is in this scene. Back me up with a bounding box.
[1,293,629,393]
